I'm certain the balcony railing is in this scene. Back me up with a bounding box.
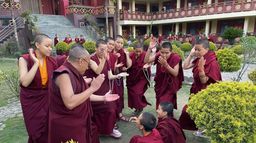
[66,5,116,15]
[120,1,256,21]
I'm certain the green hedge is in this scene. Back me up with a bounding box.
[171,40,182,48]
[209,42,217,51]
[231,44,244,55]
[172,45,184,60]
[216,48,241,72]
[180,42,192,52]
[55,41,69,55]
[248,69,256,84]
[188,82,256,143]
[83,41,96,54]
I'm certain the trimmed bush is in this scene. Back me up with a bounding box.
[55,41,69,55]
[172,44,184,60]
[231,44,244,55]
[127,46,134,52]
[209,42,217,51]
[222,27,243,45]
[216,48,241,72]
[187,82,256,143]
[143,39,150,47]
[248,69,256,84]
[68,42,77,50]
[180,42,192,52]
[171,40,182,47]
[83,41,96,54]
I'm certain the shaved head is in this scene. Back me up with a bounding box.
[68,44,90,62]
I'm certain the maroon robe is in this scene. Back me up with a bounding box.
[54,37,59,46]
[75,38,80,43]
[80,38,86,45]
[84,54,117,135]
[127,51,151,110]
[19,54,65,143]
[113,48,128,114]
[49,61,99,143]
[64,37,72,44]
[129,129,164,143]
[156,117,186,143]
[179,51,222,130]
[154,53,184,109]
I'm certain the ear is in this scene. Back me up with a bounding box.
[139,125,144,130]
[163,111,168,117]
[35,42,39,49]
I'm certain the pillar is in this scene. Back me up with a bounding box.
[248,17,255,34]
[132,25,136,38]
[177,0,181,9]
[158,25,163,35]
[146,2,150,13]
[207,0,212,4]
[175,23,179,35]
[117,0,122,35]
[132,0,135,12]
[147,25,150,35]
[182,23,187,35]
[205,20,210,37]
[243,17,249,36]
[159,0,163,11]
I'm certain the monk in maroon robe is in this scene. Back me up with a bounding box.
[54,34,59,46]
[49,44,119,143]
[80,35,86,45]
[127,43,151,114]
[84,39,122,138]
[64,34,72,44]
[19,34,66,143]
[114,35,132,120]
[179,39,222,131]
[130,112,164,143]
[144,40,184,109]
[74,35,80,43]
[156,102,186,143]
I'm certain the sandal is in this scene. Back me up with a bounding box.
[119,114,129,122]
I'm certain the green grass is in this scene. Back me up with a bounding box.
[0,58,18,107]
[0,117,28,143]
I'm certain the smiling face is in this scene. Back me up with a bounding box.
[194,44,208,58]
[159,47,171,60]
[107,39,115,53]
[115,37,124,51]
[35,37,52,57]
[156,105,167,119]
[96,43,107,58]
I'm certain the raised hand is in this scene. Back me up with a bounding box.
[129,116,138,123]
[118,72,129,77]
[189,46,196,57]
[158,56,168,67]
[149,38,157,50]
[83,76,92,84]
[143,63,151,69]
[104,91,119,102]
[115,62,124,68]
[90,74,105,92]
[198,57,206,69]
[28,48,39,64]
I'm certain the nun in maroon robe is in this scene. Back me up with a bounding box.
[127,44,151,112]
[179,39,222,130]
[130,129,164,143]
[54,34,59,46]
[154,52,184,109]
[20,54,58,143]
[156,102,186,143]
[129,112,163,143]
[85,53,117,135]
[19,34,66,143]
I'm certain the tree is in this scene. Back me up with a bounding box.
[222,27,243,45]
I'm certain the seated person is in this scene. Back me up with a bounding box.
[129,112,163,143]
[156,102,186,143]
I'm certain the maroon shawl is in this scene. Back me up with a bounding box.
[154,53,184,109]
[19,54,63,143]
[129,129,164,143]
[126,51,151,109]
[156,117,186,143]
[49,61,99,143]
[84,54,117,135]
[191,51,222,94]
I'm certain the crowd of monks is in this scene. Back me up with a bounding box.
[54,34,86,46]
[18,33,222,143]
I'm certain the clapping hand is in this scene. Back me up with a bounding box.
[104,90,119,102]
[189,46,196,57]
[90,74,105,92]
